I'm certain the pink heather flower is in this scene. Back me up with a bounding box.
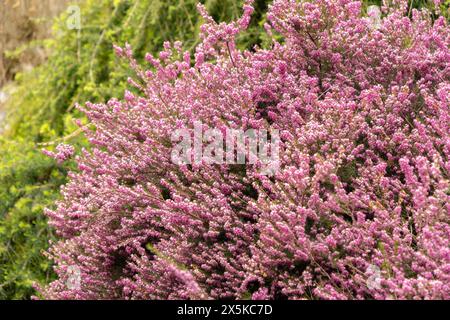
[124,90,135,102]
[113,44,124,57]
[238,1,255,30]
[41,0,450,300]
[42,143,75,164]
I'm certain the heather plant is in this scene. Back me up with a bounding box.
[1,0,445,302]
[0,0,270,299]
[40,0,449,299]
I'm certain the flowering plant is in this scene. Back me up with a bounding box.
[42,0,449,300]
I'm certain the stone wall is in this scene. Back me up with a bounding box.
[0,0,73,86]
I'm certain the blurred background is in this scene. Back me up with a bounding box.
[1,0,74,127]
[0,0,72,87]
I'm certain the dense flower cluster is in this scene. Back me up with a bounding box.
[41,0,449,300]
[42,144,75,164]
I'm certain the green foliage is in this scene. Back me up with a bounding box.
[0,138,63,299]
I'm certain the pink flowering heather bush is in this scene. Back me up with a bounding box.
[41,0,449,300]
[42,144,75,165]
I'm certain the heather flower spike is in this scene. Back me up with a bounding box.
[42,143,75,164]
